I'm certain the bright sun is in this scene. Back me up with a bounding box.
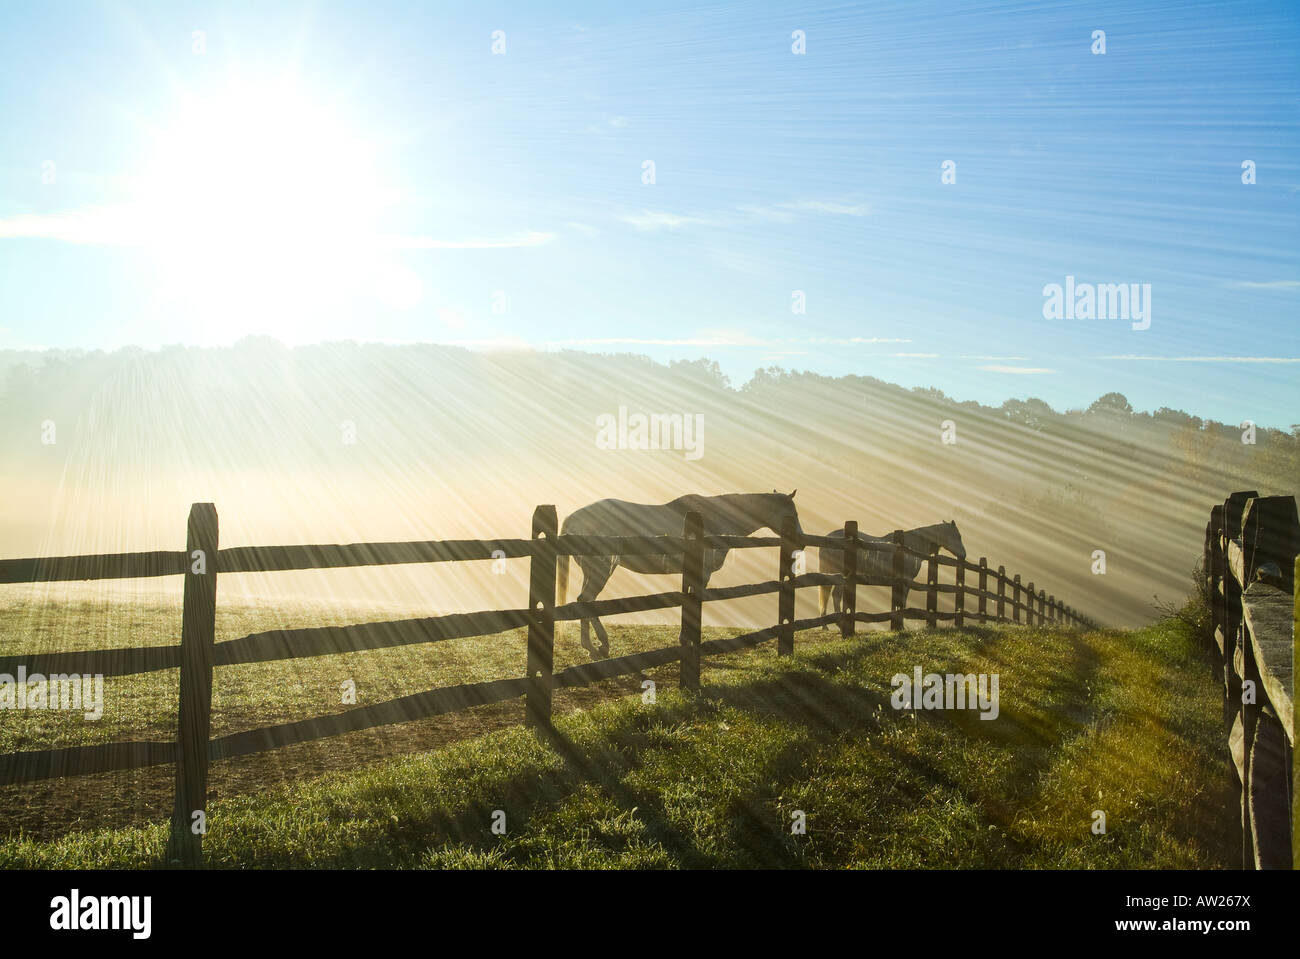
[135,74,419,340]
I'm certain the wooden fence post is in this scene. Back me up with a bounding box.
[1026,582,1035,626]
[1048,595,1056,625]
[778,515,797,657]
[996,565,1006,621]
[1208,504,1226,655]
[1013,575,1022,624]
[841,521,858,638]
[525,505,557,729]
[1037,589,1045,626]
[168,502,217,867]
[925,544,938,628]
[977,558,988,623]
[680,511,704,690]
[890,530,906,632]
[954,558,965,628]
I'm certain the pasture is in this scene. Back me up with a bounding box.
[0,588,1236,868]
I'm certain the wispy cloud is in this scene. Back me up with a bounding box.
[609,116,629,128]
[1223,280,1300,290]
[0,205,556,252]
[620,210,714,231]
[559,332,766,347]
[1096,355,1300,363]
[778,199,871,217]
[739,198,872,221]
[384,230,555,249]
[979,365,1056,374]
[0,205,147,245]
[809,336,912,345]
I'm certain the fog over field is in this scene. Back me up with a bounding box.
[2,339,1294,630]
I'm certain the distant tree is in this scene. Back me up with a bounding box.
[1153,406,1200,428]
[1000,397,1057,430]
[1087,392,1134,417]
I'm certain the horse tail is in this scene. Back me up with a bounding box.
[555,553,570,639]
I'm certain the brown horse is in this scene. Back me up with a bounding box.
[557,491,805,659]
[816,521,966,622]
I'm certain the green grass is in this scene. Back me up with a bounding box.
[0,590,1237,868]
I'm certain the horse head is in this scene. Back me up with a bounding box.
[940,519,966,560]
[768,489,806,545]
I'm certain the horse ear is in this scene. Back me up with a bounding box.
[789,489,797,499]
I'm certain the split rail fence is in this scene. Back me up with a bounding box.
[1203,490,1298,869]
[0,503,1093,864]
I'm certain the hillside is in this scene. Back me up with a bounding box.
[0,618,1236,869]
[1,341,1296,628]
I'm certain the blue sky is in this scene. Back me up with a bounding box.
[1,0,1297,426]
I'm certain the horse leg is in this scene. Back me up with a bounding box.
[577,557,615,661]
[679,566,714,648]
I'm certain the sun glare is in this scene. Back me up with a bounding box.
[135,73,412,340]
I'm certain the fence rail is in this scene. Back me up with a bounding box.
[0,502,1094,865]
[1203,490,1298,870]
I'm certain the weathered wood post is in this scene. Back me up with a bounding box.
[996,565,1006,621]
[1294,554,1299,869]
[168,502,217,867]
[890,530,906,632]
[977,558,988,623]
[1026,582,1035,626]
[841,521,858,638]
[1013,575,1022,624]
[954,558,965,628]
[1220,491,1257,862]
[1038,589,1046,626]
[1208,504,1226,656]
[925,544,939,628]
[778,515,797,657]
[679,511,704,690]
[1048,595,1056,625]
[1238,495,1298,869]
[525,505,557,729]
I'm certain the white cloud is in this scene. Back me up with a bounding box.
[778,199,871,217]
[609,116,629,128]
[1096,355,1300,363]
[0,205,148,245]
[740,198,872,221]
[560,332,767,347]
[620,210,714,231]
[979,365,1056,374]
[0,205,556,253]
[1224,280,1300,290]
[384,230,555,249]
[806,336,912,345]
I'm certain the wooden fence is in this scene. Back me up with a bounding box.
[0,502,1094,865]
[1203,490,1299,869]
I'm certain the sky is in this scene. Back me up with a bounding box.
[0,0,1297,426]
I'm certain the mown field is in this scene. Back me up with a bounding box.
[0,588,1236,868]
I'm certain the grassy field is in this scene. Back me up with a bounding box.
[0,588,1237,868]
